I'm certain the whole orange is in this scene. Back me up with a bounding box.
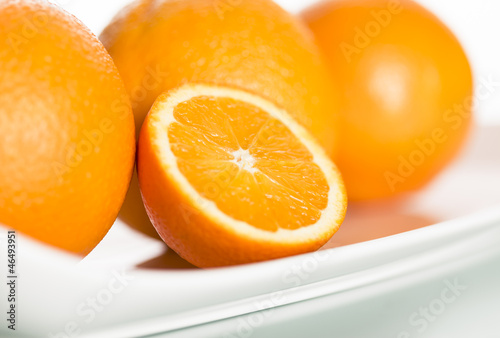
[100,0,339,157]
[302,0,473,200]
[0,0,135,254]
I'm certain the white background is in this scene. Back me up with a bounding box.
[52,0,500,124]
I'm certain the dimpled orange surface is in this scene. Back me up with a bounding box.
[302,0,473,200]
[0,0,135,254]
[100,0,339,157]
[138,84,347,267]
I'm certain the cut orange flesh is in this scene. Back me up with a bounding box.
[138,84,346,267]
[170,96,330,231]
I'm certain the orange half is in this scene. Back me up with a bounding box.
[138,84,346,267]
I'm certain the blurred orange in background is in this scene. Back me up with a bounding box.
[303,0,473,200]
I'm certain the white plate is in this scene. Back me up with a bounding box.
[1,125,499,338]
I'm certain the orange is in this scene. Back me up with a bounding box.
[0,0,135,255]
[302,0,473,200]
[138,84,347,267]
[100,0,339,157]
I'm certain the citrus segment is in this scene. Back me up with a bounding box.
[168,95,330,232]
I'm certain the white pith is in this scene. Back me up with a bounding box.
[230,148,258,174]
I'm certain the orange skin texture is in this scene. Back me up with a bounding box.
[0,0,135,254]
[302,0,473,200]
[100,0,339,157]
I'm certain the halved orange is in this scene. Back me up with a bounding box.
[138,84,346,267]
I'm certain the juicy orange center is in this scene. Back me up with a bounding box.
[168,95,329,232]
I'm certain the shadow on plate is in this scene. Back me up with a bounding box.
[118,170,162,240]
[325,197,436,249]
[119,171,197,269]
[137,247,198,270]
